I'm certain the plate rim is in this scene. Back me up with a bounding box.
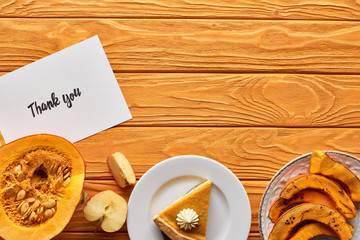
[258,150,360,240]
[127,154,252,240]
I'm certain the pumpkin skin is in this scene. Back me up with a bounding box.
[310,150,360,202]
[269,189,337,222]
[268,203,353,240]
[280,174,357,218]
[288,222,338,240]
[0,134,85,240]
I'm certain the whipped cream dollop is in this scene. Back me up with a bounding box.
[176,208,199,230]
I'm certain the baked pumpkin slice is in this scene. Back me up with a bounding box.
[310,150,360,202]
[268,189,337,222]
[289,222,354,240]
[268,203,353,240]
[289,222,339,240]
[280,174,357,218]
[153,180,211,240]
[0,134,85,240]
[289,222,337,240]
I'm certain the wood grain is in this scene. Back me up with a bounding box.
[74,126,360,181]
[53,232,129,240]
[116,73,360,127]
[0,19,360,73]
[1,0,360,20]
[62,179,265,237]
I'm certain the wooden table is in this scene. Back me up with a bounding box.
[1,1,360,239]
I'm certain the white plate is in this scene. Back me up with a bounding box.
[259,151,360,240]
[127,155,251,240]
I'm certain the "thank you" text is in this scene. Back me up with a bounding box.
[27,88,81,117]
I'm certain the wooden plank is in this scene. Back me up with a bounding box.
[244,180,267,236]
[63,180,266,236]
[1,0,360,20]
[74,127,360,181]
[116,73,360,127]
[53,232,130,240]
[248,232,262,240]
[0,19,360,73]
[2,72,360,128]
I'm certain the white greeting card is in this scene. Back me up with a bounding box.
[0,36,132,143]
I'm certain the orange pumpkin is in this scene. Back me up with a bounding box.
[0,134,85,240]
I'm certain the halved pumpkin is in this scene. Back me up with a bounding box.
[280,174,357,218]
[288,222,338,240]
[269,189,337,222]
[310,150,360,202]
[268,203,353,240]
[0,134,85,240]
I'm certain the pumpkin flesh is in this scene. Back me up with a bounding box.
[280,174,357,219]
[268,203,353,240]
[269,189,337,222]
[0,134,85,240]
[310,150,360,202]
[288,222,338,240]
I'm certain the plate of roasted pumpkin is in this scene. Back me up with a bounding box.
[259,150,360,240]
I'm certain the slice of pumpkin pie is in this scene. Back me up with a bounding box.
[153,180,212,240]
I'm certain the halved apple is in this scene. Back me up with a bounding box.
[83,190,128,232]
[107,152,136,188]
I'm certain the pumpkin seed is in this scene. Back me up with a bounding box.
[5,187,15,197]
[32,200,40,211]
[17,172,25,182]
[20,202,29,215]
[37,206,44,215]
[21,207,32,219]
[26,198,36,203]
[57,166,62,175]
[16,190,26,200]
[18,201,25,211]
[63,172,70,180]
[55,176,63,189]
[14,165,22,174]
[44,209,53,219]
[51,208,56,216]
[44,199,56,208]
[29,211,36,222]
[26,209,32,218]
[63,167,70,174]
[63,177,70,187]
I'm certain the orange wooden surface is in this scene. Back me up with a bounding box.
[1,1,360,239]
